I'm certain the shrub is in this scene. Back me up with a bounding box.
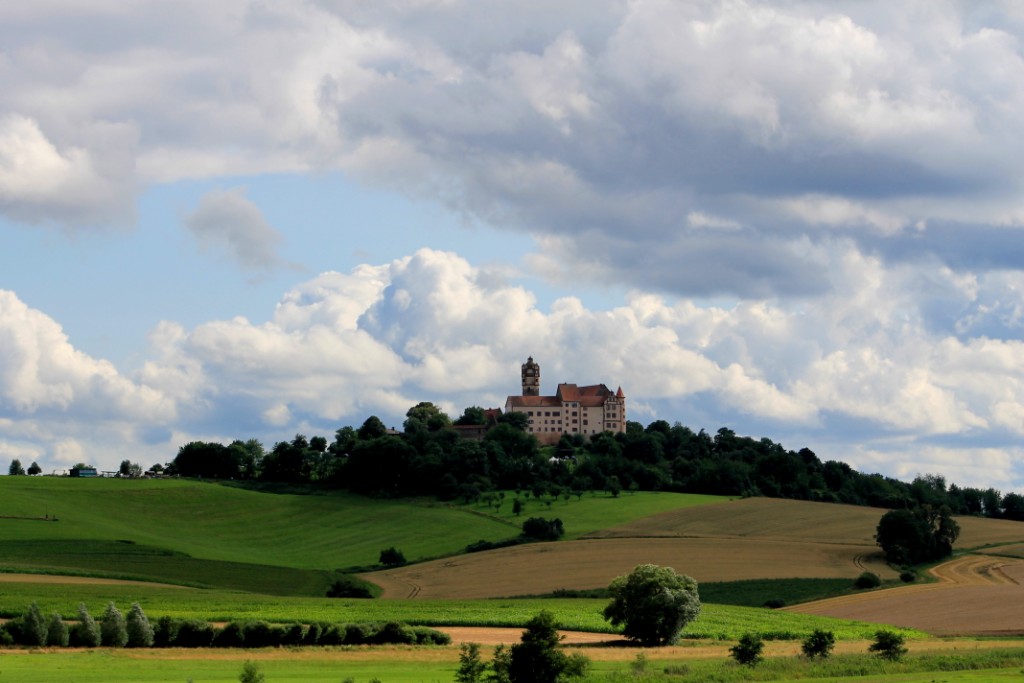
[22,602,47,646]
[801,629,835,659]
[243,621,282,648]
[174,619,215,648]
[214,622,246,648]
[373,621,416,645]
[869,630,907,661]
[239,660,265,683]
[325,575,374,598]
[379,546,406,566]
[603,564,701,646]
[521,517,565,541]
[46,613,69,647]
[412,626,451,645]
[730,633,764,666]
[100,602,128,647]
[126,603,154,648]
[302,622,323,646]
[456,642,487,683]
[854,571,881,589]
[900,570,917,583]
[72,604,101,648]
[0,627,13,646]
[280,623,305,645]
[763,598,786,609]
[153,616,179,647]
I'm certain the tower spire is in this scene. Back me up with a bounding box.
[521,356,540,396]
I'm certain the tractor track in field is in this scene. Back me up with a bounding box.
[787,554,1024,635]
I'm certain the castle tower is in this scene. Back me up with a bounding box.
[521,356,540,396]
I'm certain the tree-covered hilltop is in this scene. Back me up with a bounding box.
[166,402,1024,520]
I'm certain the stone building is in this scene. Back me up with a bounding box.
[504,356,626,445]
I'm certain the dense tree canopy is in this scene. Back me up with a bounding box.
[166,403,1020,522]
[875,505,960,565]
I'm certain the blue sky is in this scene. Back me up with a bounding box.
[2,1,1024,492]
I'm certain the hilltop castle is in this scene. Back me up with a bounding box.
[504,357,626,445]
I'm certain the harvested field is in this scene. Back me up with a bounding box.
[364,537,894,599]
[787,555,1024,635]
[0,573,183,588]
[976,542,1024,558]
[584,498,1024,549]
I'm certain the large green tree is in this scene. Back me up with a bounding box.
[603,564,701,646]
[875,504,960,565]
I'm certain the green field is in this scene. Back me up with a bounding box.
[0,646,1022,683]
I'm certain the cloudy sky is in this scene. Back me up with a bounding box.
[2,1,1023,490]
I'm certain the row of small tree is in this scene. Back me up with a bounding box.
[1,602,152,648]
[1,603,450,650]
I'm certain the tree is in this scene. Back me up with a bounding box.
[603,564,701,646]
[730,633,764,666]
[379,547,406,566]
[507,610,588,683]
[46,613,69,647]
[455,406,488,426]
[521,517,564,541]
[22,602,47,646]
[100,601,128,647]
[868,630,907,661]
[357,415,388,440]
[876,505,960,565]
[8,459,25,476]
[801,629,835,659]
[73,604,101,647]
[27,461,41,476]
[126,602,154,648]
[456,642,487,683]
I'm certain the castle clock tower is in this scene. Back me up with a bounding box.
[521,356,540,396]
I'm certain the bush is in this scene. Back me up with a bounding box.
[379,547,406,566]
[801,629,835,659]
[20,602,47,646]
[900,570,917,583]
[126,603,154,648]
[412,626,451,645]
[153,616,177,647]
[729,633,764,666]
[603,564,701,646]
[46,613,69,647]
[280,623,305,646]
[521,517,565,541]
[239,660,265,683]
[325,575,374,598]
[174,619,215,648]
[869,630,907,661]
[456,642,487,683]
[100,602,128,647]
[854,571,881,589]
[72,604,101,648]
[214,622,246,648]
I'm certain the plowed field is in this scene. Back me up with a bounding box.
[365,536,894,599]
[788,555,1024,635]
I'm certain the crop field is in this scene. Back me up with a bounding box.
[459,491,731,539]
[583,497,1024,550]
[0,478,518,572]
[788,555,1024,635]
[366,535,896,599]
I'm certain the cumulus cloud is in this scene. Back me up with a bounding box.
[184,187,288,273]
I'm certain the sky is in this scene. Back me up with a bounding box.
[1,1,1024,491]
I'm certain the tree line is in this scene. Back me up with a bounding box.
[159,401,1023,520]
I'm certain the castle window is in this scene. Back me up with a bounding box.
[583,420,588,426]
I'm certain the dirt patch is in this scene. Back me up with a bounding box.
[0,573,184,588]
[787,555,1024,635]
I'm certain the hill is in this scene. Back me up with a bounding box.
[365,497,1024,600]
